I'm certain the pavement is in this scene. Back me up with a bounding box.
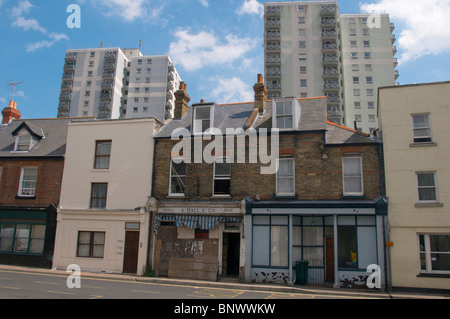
[0,264,449,299]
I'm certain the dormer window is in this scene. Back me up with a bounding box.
[273,98,301,130]
[194,106,213,134]
[16,132,32,151]
[11,122,45,153]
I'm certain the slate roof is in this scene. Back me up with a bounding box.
[0,118,72,157]
[155,95,378,146]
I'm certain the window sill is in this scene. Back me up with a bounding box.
[167,194,186,198]
[210,195,231,199]
[417,273,450,278]
[415,202,443,208]
[274,195,296,199]
[15,195,36,200]
[410,142,437,147]
[342,195,366,200]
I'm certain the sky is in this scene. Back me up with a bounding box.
[0,0,449,119]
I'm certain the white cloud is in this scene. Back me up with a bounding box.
[198,0,209,7]
[236,0,263,18]
[210,77,254,103]
[11,0,68,52]
[11,0,47,33]
[361,0,450,63]
[96,0,148,21]
[26,32,69,52]
[168,29,256,71]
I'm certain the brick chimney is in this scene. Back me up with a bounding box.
[2,100,21,124]
[173,82,191,119]
[253,74,267,114]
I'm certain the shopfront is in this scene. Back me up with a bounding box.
[244,198,389,289]
[149,199,245,281]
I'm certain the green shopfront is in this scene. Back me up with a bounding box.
[0,205,57,269]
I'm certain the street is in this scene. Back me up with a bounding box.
[0,268,387,300]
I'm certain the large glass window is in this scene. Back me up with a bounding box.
[0,223,46,254]
[252,216,288,268]
[419,234,450,273]
[337,216,377,269]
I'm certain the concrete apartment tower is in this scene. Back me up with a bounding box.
[57,47,182,123]
[264,0,398,133]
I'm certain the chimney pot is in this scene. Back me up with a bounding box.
[257,73,263,84]
[2,100,21,124]
[200,99,205,103]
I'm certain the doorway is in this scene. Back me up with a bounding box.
[325,237,335,282]
[123,231,139,274]
[222,232,240,278]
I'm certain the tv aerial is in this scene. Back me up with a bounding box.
[8,81,24,101]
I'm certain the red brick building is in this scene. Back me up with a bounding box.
[0,103,70,268]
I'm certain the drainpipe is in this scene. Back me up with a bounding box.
[333,214,339,288]
[288,214,293,285]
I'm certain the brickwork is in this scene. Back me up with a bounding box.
[0,159,64,207]
[153,132,381,202]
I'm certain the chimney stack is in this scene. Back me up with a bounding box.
[173,82,191,119]
[253,73,267,114]
[2,100,21,124]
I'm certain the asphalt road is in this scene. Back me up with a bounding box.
[0,268,384,300]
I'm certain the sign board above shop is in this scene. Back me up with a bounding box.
[157,206,241,215]
[252,207,376,215]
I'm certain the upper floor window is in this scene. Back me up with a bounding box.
[194,106,212,134]
[169,160,186,196]
[90,183,108,209]
[18,167,38,197]
[213,160,231,196]
[276,158,295,196]
[342,155,363,196]
[15,132,32,152]
[275,101,293,129]
[94,140,112,169]
[417,172,437,202]
[412,114,432,143]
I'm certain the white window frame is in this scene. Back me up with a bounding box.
[193,106,213,134]
[169,159,186,196]
[276,157,295,196]
[14,131,34,152]
[275,100,294,130]
[342,155,364,196]
[418,234,450,274]
[411,113,433,143]
[416,172,438,203]
[18,167,38,197]
[213,158,231,196]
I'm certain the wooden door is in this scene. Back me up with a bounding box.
[325,237,334,282]
[123,231,139,274]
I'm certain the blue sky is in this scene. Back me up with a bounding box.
[0,0,449,119]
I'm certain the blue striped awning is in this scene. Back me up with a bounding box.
[154,214,241,232]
